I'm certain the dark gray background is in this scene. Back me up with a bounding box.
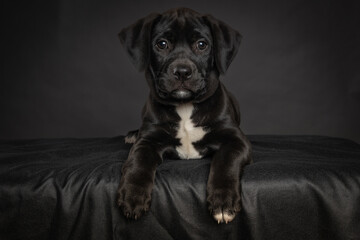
[1,0,359,142]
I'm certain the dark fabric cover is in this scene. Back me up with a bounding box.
[0,135,359,240]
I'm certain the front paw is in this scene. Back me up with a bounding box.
[117,182,152,220]
[207,187,241,224]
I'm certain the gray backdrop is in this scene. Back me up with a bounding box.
[1,0,360,143]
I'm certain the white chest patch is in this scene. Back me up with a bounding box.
[175,103,207,159]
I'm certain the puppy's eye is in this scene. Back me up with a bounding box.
[196,41,208,50]
[156,40,168,49]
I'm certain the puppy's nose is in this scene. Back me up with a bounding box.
[173,65,192,80]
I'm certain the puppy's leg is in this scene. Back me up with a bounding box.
[118,129,171,219]
[206,129,252,224]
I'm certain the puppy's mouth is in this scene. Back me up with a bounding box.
[155,72,208,102]
[171,88,193,100]
[156,78,198,101]
[157,87,194,101]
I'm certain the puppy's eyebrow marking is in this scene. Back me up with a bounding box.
[192,29,211,40]
[152,30,174,42]
[175,103,207,159]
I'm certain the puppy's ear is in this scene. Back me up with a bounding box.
[204,15,242,74]
[119,13,160,71]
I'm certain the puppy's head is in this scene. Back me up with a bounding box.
[119,8,241,104]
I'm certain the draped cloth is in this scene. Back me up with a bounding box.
[0,135,359,240]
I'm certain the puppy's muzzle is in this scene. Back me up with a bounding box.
[171,64,194,100]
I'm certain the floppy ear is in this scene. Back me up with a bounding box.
[119,13,160,72]
[204,15,242,74]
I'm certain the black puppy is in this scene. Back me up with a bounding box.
[117,8,252,224]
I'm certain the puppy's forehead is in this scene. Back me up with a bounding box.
[153,9,211,39]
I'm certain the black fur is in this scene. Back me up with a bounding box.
[117,8,252,223]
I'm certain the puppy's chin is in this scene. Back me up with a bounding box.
[171,89,193,100]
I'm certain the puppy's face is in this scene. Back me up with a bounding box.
[120,8,242,104]
[149,13,214,102]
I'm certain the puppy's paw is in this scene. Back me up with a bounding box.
[117,183,152,220]
[207,187,241,224]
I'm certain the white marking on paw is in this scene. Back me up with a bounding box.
[213,211,235,224]
[223,212,235,224]
[214,212,223,224]
[175,103,207,159]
